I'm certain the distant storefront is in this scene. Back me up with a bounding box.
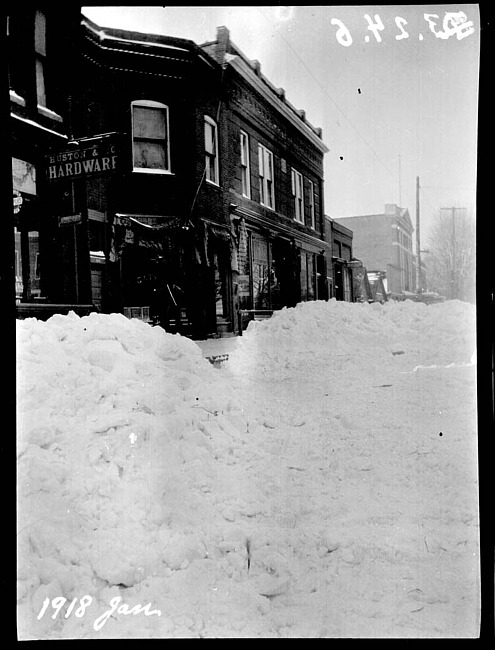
[13,158,40,302]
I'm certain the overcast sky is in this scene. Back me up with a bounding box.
[82,5,480,242]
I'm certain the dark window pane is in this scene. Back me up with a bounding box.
[133,106,167,140]
[133,140,167,170]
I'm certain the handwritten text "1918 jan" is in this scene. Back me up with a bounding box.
[37,595,162,631]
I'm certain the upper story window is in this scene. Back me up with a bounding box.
[308,179,316,229]
[131,100,170,173]
[204,115,219,185]
[35,10,47,108]
[8,15,26,101]
[258,144,274,209]
[240,130,251,198]
[342,243,352,262]
[291,168,304,223]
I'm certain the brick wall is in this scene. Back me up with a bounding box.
[225,73,325,239]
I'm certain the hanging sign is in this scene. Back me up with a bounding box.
[44,134,120,182]
[13,189,23,214]
[58,213,82,226]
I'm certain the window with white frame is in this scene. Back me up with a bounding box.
[15,249,21,278]
[308,179,315,229]
[131,100,170,172]
[35,10,47,107]
[258,144,274,209]
[291,168,304,223]
[240,130,250,198]
[204,115,219,185]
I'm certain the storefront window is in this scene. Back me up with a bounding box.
[14,228,23,300]
[214,252,226,317]
[343,267,352,302]
[300,250,317,302]
[251,235,270,309]
[28,232,41,297]
[307,252,315,300]
[300,251,308,301]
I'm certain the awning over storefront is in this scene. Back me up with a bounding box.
[208,223,232,241]
[114,213,182,230]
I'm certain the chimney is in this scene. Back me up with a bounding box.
[384,203,398,214]
[214,25,230,64]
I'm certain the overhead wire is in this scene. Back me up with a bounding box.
[254,7,397,182]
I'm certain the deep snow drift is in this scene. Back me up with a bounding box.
[16,299,479,638]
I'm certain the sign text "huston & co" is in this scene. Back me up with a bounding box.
[45,136,120,181]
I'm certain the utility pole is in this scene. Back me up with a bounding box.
[415,176,421,293]
[451,207,456,300]
[398,155,402,206]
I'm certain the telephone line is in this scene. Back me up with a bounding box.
[255,7,397,182]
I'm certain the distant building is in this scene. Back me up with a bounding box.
[333,204,415,298]
[324,216,353,301]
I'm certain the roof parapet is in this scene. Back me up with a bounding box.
[250,59,261,75]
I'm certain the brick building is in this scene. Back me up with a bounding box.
[9,5,83,312]
[202,27,330,331]
[333,204,415,298]
[324,216,353,301]
[66,16,234,339]
[11,13,330,335]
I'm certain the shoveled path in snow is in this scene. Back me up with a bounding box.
[215,315,479,637]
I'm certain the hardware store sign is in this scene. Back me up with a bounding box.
[45,138,119,181]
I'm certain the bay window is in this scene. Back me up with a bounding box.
[131,100,170,173]
[204,115,219,185]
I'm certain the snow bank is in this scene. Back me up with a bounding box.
[228,299,476,378]
[17,312,257,638]
[17,301,479,638]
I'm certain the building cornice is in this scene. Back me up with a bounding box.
[233,203,329,251]
[225,55,329,155]
[81,17,219,72]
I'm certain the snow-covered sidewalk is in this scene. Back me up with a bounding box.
[194,335,240,362]
[16,299,479,638]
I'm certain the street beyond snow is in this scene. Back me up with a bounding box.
[16,299,479,638]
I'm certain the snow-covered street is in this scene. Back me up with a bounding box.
[16,299,479,638]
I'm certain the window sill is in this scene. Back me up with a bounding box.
[260,203,276,211]
[10,90,26,106]
[132,168,174,175]
[37,105,63,122]
[206,178,220,187]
